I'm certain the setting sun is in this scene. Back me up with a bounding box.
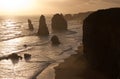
[0,0,34,15]
[0,0,119,15]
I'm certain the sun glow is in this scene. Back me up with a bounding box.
[0,0,34,15]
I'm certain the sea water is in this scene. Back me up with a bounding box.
[0,15,82,79]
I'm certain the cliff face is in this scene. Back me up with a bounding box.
[55,8,120,79]
[83,8,120,79]
[37,15,49,36]
[51,14,68,31]
[64,11,92,21]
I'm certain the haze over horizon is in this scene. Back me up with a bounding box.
[0,0,119,16]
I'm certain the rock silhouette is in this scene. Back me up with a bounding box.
[8,53,22,64]
[72,12,92,21]
[24,53,31,61]
[0,53,22,64]
[8,53,22,60]
[51,35,60,45]
[51,14,68,31]
[83,8,120,79]
[64,14,73,20]
[23,44,28,48]
[0,53,22,60]
[28,19,34,30]
[37,15,49,36]
[64,12,92,21]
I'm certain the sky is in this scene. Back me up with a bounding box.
[0,0,119,15]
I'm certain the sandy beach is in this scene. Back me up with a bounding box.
[54,46,109,79]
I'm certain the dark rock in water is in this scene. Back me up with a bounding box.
[83,8,120,79]
[51,35,60,45]
[28,19,34,30]
[18,56,22,60]
[8,53,22,64]
[0,53,22,64]
[51,14,68,31]
[37,15,49,36]
[8,53,22,60]
[24,53,31,61]
[23,44,28,48]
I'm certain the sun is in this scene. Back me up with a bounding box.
[0,0,33,14]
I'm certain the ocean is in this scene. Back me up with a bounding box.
[0,15,82,79]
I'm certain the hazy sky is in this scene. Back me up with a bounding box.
[0,0,119,15]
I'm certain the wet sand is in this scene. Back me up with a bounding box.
[54,46,108,79]
[37,63,58,79]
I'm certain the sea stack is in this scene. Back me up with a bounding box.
[37,15,49,36]
[83,8,120,79]
[51,14,68,31]
[51,35,60,45]
[28,19,34,30]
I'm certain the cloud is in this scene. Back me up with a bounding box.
[34,0,120,14]
[43,0,91,12]
[103,0,120,4]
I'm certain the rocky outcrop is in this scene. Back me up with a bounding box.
[64,12,92,21]
[83,8,120,79]
[8,53,22,60]
[24,53,31,61]
[64,14,73,20]
[37,15,49,36]
[0,53,22,64]
[51,14,68,31]
[0,53,22,61]
[72,12,92,20]
[51,35,60,45]
[28,19,34,30]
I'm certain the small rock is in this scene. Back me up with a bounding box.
[51,35,60,45]
[24,53,31,61]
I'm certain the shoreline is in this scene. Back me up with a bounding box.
[54,46,108,79]
[54,46,86,79]
[36,45,80,79]
[37,63,59,79]
[31,62,52,79]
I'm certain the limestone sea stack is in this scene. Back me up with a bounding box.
[28,19,34,30]
[51,14,68,31]
[37,15,49,36]
[83,8,120,79]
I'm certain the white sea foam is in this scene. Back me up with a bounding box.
[0,16,82,79]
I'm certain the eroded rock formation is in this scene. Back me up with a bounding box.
[37,15,49,36]
[28,19,34,30]
[51,14,67,31]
